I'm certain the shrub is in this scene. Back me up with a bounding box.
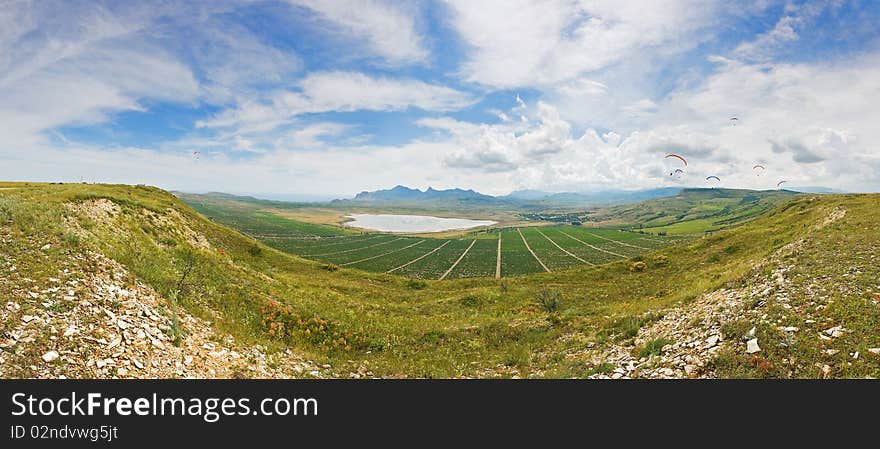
[248,245,262,257]
[406,279,428,290]
[459,295,480,307]
[323,263,339,272]
[652,255,669,266]
[260,299,360,352]
[628,261,647,272]
[638,337,671,358]
[534,288,562,313]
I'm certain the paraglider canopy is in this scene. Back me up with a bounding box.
[753,164,765,176]
[192,150,201,160]
[776,180,788,189]
[670,168,685,178]
[664,153,687,166]
[706,176,720,182]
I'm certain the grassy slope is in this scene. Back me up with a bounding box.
[2,182,877,378]
[590,188,798,234]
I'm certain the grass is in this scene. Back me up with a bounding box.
[2,182,878,378]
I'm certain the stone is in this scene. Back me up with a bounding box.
[852,352,859,359]
[705,335,720,347]
[183,356,193,366]
[21,315,36,323]
[117,367,128,376]
[62,325,76,337]
[41,351,59,362]
[133,359,145,370]
[107,336,122,350]
[746,327,756,339]
[868,348,880,355]
[823,349,840,355]
[746,339,761,354]
[41,244,51,250]
[784,326,799,332]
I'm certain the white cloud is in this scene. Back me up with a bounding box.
[444,0,723,88]
[289,0,427,64]
[198,71,475,130]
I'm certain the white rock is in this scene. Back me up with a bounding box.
[183,356,193,366]
[133,359,145,370]
[868,348,880,355]
[62,325,76,337]
[746,327,756,339]
[611,372,623,379]
[41,244,51,250]
[852,352,859,359]
[21,315,36,323]
[746,339,761,354]
[117,367,128,376]
[705,335,720,347]
[823,349,840,355]
[784,326,799,332]
[41,351,59,362]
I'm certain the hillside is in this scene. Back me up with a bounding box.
[1,182,877,378]
[587,188,799,234]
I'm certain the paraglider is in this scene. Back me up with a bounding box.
[730,117,738,126]
[706,176,721,182]
[671,168,685,178]
[753,164,765,176]
[192,150,200,160]
[776,180,788,189]
[664,153,687,166]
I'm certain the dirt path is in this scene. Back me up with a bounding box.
[342,240,425,266]
[495,233,502,279]
[386,240,450,273]
[559,230,627,258]
[537,230,592,265]
[517,229,550,273]
[440,240,476,280]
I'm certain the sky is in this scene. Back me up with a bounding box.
[1,0,879,200]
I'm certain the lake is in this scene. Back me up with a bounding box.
[343,214,496,233]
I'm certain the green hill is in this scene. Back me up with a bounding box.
[590,188,799,234]
[1,182,877,378]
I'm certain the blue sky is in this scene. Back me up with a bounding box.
[1,0,879,199]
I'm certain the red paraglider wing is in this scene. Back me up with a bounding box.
[664,153,688,166]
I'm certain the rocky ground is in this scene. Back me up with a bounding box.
[0,247,341,379]
[576,206,879,379]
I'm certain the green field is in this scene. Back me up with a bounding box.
[181,198,678,278]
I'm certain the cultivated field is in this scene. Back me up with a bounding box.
[188,197,680,278]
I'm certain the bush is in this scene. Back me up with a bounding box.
[534,288,562,313]
[248,245,262,257]
[261,299,360,351]
[652,255,669,266]
[406,279,428,290]
[459,295,480,307]
[628,261,647,272]
[638,337,671,358]
[323,263,339,272]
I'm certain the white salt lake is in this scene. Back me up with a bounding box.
[343,214,496,233]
